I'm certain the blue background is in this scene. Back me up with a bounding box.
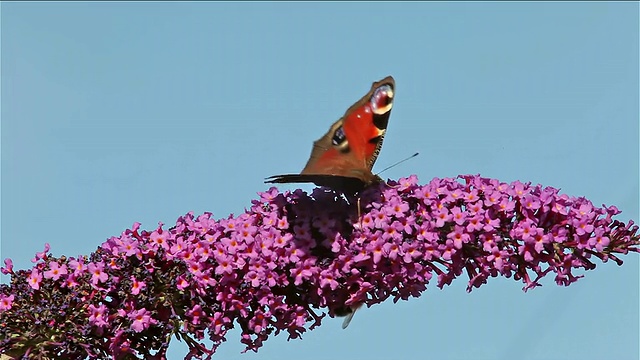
[2,3,638,359]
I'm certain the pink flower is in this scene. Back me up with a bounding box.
[366,237,387,264]
[44,262,68,281]
[447,226,470,249]
[246,270,262,288]
[128,308,153,332]
[451,207,466,225]
[64,275,79,288]
[68,258,85,275]
[397,175,418,191]
[483,190,502,207]
[0,294,14,311]
[131,277,146,295]
[381,221,403,241]
[221,236,246,254]
[211,312,230,335]
[434,207,452,228]
[383,242,400,261]
[27,269,43,290]
[31,243,50,263]
[214,254,235,275]
[385,197,409,218]
[149,229,170,251]
[533,233,552,253]
[573,218,595,236]
[590,228,610,252]
[276,216,289,230]
[482,211,500,232]
[169,237,187,257]
[372,210,388,229]
[498,198,515,213]
[119,237,141,258]
[487,248,509,271]
[0,174,637,358]
[401,242,422,263]
[87,262,108,285]
[176,275,189,290]
[466,215,484,232]
[319,269,339,290]
[187,304,204,325]
[521,195,541,212]
[1,258,14,275]
[88,304,108,328]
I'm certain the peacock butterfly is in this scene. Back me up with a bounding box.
[264,76,395,194]
[264,76,395,329]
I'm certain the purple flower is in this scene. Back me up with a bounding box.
[401,242,422,263]
[276,216,289,230]
[214,253,234,275]
[381,221,403,241]
[498,198,516,213]
[533,232,552,253]
[464,189,479,203]
[221,236,245,255]
[291,259,316,286]
[0,174,637,358]
[211,312,230,336]
[397,175,418,191]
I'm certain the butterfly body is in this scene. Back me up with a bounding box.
[265,76,395,194]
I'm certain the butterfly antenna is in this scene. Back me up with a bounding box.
[375,152,419,176]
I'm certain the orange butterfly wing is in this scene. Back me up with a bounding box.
[266,76,395,193]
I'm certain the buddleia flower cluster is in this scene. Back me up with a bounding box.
[1,175,638,359]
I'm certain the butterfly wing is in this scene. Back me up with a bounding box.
[264,174,373,194]
[266,76,395,191]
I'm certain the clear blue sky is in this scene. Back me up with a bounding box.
[2,2,638,359]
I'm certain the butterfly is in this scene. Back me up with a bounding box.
[264,76,395,194]
[265,76,395,328]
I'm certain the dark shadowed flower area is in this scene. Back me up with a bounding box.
[1,175,638,359]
